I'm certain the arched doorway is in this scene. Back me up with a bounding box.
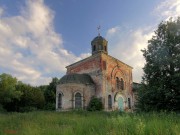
[75,92,82,109]
[117,97,124,111]
[114,92,125,111]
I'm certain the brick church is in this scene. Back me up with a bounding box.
[56,34,137,111]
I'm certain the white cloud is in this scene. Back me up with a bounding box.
[107,26,120,35]
[106,26,154,83]
[154,0,180,20]
[0,0,86,86]
[79,53,91,59]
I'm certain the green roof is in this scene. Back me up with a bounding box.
[59,73,94,85]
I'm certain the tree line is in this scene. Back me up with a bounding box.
[0,73,58,112]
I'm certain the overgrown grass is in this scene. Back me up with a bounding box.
[0,111,179,135]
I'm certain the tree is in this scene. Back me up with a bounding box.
[137,18,180,112]
[16,83,45,112]
[2,80,45,112]
[0,73,22,110]
[43,77,59,110]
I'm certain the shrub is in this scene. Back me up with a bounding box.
[44,103,55,110]
[0,104,6,113]
[87,96,103,111]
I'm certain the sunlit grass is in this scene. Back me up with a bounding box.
[0,111,179,135]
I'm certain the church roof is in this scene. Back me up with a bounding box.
[59,73,94,85]
[92,35,105,41]
[91,35,108,45]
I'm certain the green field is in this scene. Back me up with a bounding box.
[0,111,179,135]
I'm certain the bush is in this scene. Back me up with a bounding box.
[87,96,103,111]
[44,103,55,110]
[0,104,6,113]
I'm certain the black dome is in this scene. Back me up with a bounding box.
[92,36,105,41]
[59,73,94,85]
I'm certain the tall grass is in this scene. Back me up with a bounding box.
[0,111,179,135]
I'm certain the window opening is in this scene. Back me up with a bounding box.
[58,93,62,109]
[75,93,82,109]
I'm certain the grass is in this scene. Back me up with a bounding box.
[0,111,179,135]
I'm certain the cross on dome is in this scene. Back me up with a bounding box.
[97,25,101,36]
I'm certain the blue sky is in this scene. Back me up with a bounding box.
[0,0,179,85]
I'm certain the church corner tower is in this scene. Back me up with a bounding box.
[91,35,108,55]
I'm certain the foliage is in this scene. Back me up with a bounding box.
[43,103,55,110]
[0,111,179,135]
[87,96,103,111]
[0,73,61,112]
[17,83,45,112]
[42,77,59,110]
[0,73,46,112]
[45,77,59,103]
[4,82,45,112]
[0,104,6,113]
[137,18,180,112]
[0,73,22,111]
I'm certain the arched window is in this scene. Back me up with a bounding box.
[120,78,124,90]
[58,93,62,109]
[128,98,131,109]
[75,92,82,109]
[93,45,96,51]
[108,95,112,109]
[116,77,120,89]
[104,46,107,52]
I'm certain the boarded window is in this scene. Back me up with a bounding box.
[75,93,82,109]
[108,95,112,109]
[58,93,62,109]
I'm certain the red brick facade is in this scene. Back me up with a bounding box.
[65,52,133,110]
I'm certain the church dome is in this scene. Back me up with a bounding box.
[59,73,94,85]
[91,35,108,55]
[92,36,106,41]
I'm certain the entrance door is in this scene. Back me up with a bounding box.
[118,97,124,111]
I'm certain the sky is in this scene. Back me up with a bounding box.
[0,0,180,86]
